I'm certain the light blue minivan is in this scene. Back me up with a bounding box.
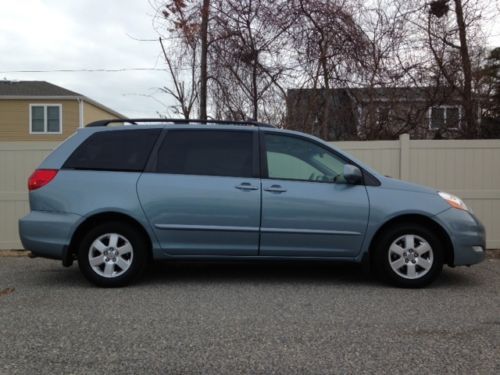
[19,119,486,287]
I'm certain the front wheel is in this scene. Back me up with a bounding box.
[373,224,444,288]
[77,222,149,287]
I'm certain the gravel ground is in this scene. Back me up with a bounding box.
[0,257,499,375]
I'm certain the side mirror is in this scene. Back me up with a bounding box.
[343,164,362,184]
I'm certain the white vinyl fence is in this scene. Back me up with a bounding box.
[0,136,499,250]
[0,142,60,249]
[331,135,500,249]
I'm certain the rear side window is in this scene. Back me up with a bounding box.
[157,130,255,178]
[63,129,161,172]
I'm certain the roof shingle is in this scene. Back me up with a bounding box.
[0,80,81,97]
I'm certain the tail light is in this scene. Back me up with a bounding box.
[28,169,58,191]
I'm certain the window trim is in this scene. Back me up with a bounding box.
[428,105,461,130]
[29,104,63,134]
[259,130,377,185]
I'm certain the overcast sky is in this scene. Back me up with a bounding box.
[1,0,500,119]
[0,0,172,118]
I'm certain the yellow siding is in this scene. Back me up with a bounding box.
[83,102,119,125]
[0,99,79,141]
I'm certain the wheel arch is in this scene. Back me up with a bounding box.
[368,214,454,267]
[66,211,154,265]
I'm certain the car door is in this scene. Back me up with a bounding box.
[259,131,369,258]
[137,128,261,256]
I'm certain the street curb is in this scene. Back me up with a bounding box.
[487,249,500,259]
[0,250,31,257]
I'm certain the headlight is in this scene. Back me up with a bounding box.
[438,191,469,211]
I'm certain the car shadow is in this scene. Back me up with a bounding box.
[35,259,481,289]
[434,266,483,288]
[136,261,481,289]
[141,261,374,287]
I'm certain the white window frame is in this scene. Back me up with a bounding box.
[428,105,461,130]
[29,104,63,134]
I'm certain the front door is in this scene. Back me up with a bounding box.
[259,132,369,258]
[137,129,261,256]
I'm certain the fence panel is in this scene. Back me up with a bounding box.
[0,142,58,249]
[1,137,499,249]
[332,136,500,249]
[409,140,500,249]
[332,140,401,179]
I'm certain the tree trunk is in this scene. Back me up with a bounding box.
[454,0,476,138]
[252,61,258,121]
[199,0,210,120]
[320,49,330,140]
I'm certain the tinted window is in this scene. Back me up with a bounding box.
[447,107,460,128]
[430,107,445,129]
[64,129,160,171]
[157,130,254,178]
[265,133,346,183]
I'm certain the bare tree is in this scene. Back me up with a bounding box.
[396,0,490,138]
[158,37,198,118]
[208,0,292,123]
[158,0,214,119]
[453,0,476,136]
[199,0,210,120]
[152,0,498,139]
[350,0,493,139]
[284,0,370,138]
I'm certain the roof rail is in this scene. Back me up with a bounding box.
[85,118,276,128]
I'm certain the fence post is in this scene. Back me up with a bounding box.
[399,133,410,180]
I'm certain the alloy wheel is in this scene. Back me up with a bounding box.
[88,233,134,278]
[387,234,434,280]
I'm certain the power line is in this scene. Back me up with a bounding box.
[0,68,168,73]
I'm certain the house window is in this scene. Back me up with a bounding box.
[30,104,62,134]
[376,106,392,126]
[429,106,461,130]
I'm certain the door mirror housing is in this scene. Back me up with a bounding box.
[343,164,362,184]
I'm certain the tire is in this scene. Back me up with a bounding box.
[77,221,149,287]
[373,223,444,288]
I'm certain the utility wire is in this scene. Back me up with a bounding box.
[0,68,168,73]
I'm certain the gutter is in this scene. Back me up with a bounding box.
[77,98,84,128]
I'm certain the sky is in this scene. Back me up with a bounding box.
[1,0,500,119]
[0,0,172,118]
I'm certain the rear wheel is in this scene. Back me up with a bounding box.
[373,223,444,288]
[77,222,148,287]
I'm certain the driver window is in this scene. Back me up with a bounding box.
[264,133,347,183]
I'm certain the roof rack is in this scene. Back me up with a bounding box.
[85,118,276,128]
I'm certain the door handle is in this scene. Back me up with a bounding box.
[235,183,259,191]
[264,185,287,193]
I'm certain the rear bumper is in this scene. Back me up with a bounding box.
[435,208,486,266]
[19,211,81,260]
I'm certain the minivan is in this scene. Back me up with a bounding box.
[19,119,486,287]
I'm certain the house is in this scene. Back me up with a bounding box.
[0,80,123,141]
[286,87,481,140]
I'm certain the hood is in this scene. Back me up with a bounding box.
[378,176,439,195]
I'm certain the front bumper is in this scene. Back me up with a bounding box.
[19,210,81,260]
[436,208,486,266]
